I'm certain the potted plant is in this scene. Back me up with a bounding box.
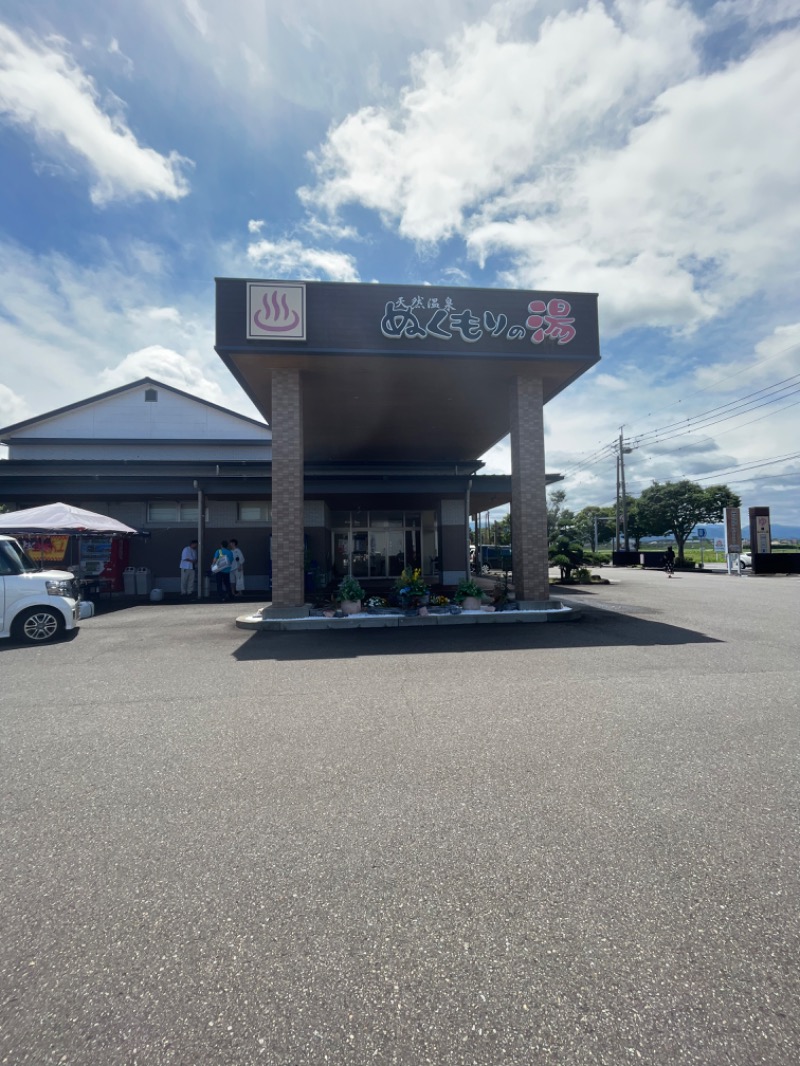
[395,567,429,607]
[336,575,365,614]
[454,577,484,610]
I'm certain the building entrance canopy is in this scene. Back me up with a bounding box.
[215,277,600,609]
[216,279,599,462]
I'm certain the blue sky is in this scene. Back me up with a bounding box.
[1,0,799,527]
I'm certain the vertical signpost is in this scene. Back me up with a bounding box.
[755,515,771,554]
[724,506,742,576]
[697,528,706,566]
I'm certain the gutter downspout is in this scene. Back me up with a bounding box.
[194,481,205,599]
[465,477,472,580]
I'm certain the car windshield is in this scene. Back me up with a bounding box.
[0,538,40,574]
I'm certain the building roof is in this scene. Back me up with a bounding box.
[0,377,270,441]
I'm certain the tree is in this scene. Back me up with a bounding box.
[623,496,646,551]
[637,480,741,562]
[574,505,615,548]
[548,533,601,582]
[547,489,576,542]
[491,512,511,545]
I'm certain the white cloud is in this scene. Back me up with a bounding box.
[0,383,30,428]
[247,237,360,282]
[143,0,502,117]
[182,0,210,38]
[693,322,800,390]
[710,0,800,29]
[302,1,702,240]
[479,435,511,475]
[300,2,800,336]
[128,305,185,327]
[107,37,134,75]
[0,239,258,424]
[0,21,192,204]
[301,216,361,243]
[99,345,228,405]
[539,315,800,517]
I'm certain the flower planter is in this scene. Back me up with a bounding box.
[461,595,483,610]
[340,599,362,615]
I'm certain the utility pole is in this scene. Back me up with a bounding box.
[616,429,633,552]
[620,428,628,552]
[615,450,621,552]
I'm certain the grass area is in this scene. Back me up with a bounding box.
[593,545,796,565]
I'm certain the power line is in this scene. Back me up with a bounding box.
[562,378,800,479]
[558,441,618,479]
[621,338,800,431]
[558,360,800,490]
[663,395,800,456]
[629,376,800,447]
[685,451,800,482]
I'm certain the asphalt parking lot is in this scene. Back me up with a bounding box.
[2,568,799,1065]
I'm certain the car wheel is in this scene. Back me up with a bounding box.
[12,607,64,644]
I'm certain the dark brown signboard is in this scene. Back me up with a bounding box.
[216,278,600,363]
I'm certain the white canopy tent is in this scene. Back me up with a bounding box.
[0,502,139,536]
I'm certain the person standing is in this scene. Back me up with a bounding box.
[664,545,676,577]
[212,540,234,601]
[229,538,245,597]
[180,539,198,595]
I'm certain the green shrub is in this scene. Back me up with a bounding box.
[454,578,484,602]
[336,575,365,602]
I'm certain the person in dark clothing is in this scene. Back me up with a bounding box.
[664,545,676,577]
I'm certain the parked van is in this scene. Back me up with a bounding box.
[472,544,513,573]
[0,534,81,644]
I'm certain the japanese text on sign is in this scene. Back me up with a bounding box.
[380,296,577,345]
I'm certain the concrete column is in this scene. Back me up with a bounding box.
[270,368,306,612]
[510,375,549,604]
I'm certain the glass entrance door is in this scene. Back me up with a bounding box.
[333,531,349,578]
[331,512,432,579]
[386,530,404,577]
[351,530,368,577]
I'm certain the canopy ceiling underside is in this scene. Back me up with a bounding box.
[223,351,597,462]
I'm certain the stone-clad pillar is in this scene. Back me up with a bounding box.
[510,375,549,604]
[270,368,306,611]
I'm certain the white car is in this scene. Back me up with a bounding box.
[0,534,81,644]
[739,552,752,569]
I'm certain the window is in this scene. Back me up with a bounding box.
[144,388,158,402]
[238,502,271,522]
[148,502,178,522]
[147,501,198,523]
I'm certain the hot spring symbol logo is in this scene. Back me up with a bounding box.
[247,283,306,340]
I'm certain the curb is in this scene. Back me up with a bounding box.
[236,602,582,632]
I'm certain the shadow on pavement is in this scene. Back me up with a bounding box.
[88,592,269,615]
[232,604,721,661]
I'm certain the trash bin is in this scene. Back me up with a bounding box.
[135,567,152,595]
[123,566,136,595]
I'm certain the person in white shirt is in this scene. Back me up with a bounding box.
[179,540,198,595]
[229,538,245,596]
